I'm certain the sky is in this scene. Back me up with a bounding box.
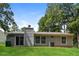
[10,3,47,31]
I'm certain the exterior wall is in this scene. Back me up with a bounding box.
[66,36,73,47]
[48,36,73,47]
[7,34,24,46]
[34,36,48,46]
[7,34,15,46]
[34,35,73,47]
[6,32,34,47]
[6,32,73,47]
[0,30,6,44]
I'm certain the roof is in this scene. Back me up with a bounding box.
[7,31,74,36]
[7,32,24,34]
[34,32,74,36]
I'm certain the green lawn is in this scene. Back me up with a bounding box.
[0,46,79,56]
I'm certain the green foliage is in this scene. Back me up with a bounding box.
[0,3,18,32]
[68,21,77,34]
[38,3,79,33]
[38,3,75,32]
[11,22,19,32]
[68,8,79,34]
[6,41,12,47]
[38,4,62,32]
[38,15,47,32]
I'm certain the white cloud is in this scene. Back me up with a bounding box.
[32,24,38,32]
[16,20,29,28]
[16,20,38,31]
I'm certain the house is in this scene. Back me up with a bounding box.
[0,30,6,44]
[6,25,74,47]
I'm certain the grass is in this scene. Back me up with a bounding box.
[0,45,79,56]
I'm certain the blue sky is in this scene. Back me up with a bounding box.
[10,3,47,31]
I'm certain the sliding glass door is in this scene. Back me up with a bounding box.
[16,36,24,45]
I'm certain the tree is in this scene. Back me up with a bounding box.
[67,5,79,47]
[38,3,75,32]
[68,4,79,33]
[10,22,19,32]
[60,3,74,32]
[38,15,48,32]
[38,4,62,32]
[67,17,79,47]
[0,3,18,32]
[21,27,27,32]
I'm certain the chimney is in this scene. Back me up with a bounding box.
[22,25,34,32]
[24,25,34,46]
[28,25,31,28]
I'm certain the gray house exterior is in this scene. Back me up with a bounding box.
[0,30,6,44]
[6,26,74,47]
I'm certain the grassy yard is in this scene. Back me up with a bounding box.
[0,46,79,56]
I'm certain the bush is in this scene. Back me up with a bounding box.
[6,41,12,47]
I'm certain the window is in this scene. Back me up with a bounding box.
[20,37,24,45]
[16,36,19,45]
[41,36,46,44]
[35,36,40,43]
[16,36,24,45]
[51,36,54,38]
[62,37,66,44]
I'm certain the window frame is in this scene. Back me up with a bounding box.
[16,35,24,45]
[41,36,46,44]
[51,36,54,38]
[35,36,40,44]
[62,37,67,44]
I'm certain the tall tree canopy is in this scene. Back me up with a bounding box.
[0,3,18,32]
[38,3,77,33]
[68,4,79,34]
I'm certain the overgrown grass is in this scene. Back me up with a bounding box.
[0,46,79,56]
